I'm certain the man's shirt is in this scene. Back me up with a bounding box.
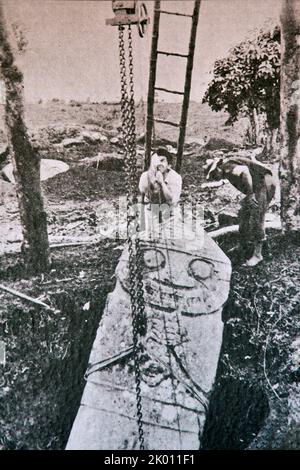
[139,168,182,206]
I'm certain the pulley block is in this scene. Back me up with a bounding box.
[106,0,150,38]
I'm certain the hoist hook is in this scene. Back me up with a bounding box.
[137,3,148,38]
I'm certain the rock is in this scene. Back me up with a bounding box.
[0,180,15,199]
[82,131,107,143]
[60,136,83,147]
[7,229,22,243]
[110,137,119,145]
[203,138,241,152]
[201,180,226,189]
[166,144,177,154]
[212,150,226,157]
[2,159,69,184]
[185,137,207,146]
[66,220,231,450]
[2,164,14,183]
[83,153,124,171]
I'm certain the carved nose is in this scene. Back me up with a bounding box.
[168,268,195,289]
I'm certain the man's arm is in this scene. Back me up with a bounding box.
[156,171,182,206]
[225,164,254,197]
[240,167,254,196]
[138,172,148,206]
[158,179,173,205]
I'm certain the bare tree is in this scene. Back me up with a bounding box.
[280,0,300,231]
[0,2,49,272]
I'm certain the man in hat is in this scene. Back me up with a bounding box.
[205,156,276,266]
[139,147,182,229]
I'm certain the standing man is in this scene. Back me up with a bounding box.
[139,147,182,230]
[205,156,276,266]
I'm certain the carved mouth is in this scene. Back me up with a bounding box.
[153,278,196,290]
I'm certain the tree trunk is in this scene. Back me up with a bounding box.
[270,127,279,158]
[0,3,50,272]
[248,107,260,146]
[253,107,260,146]
[280,0,300,231]
[263,126,279,161]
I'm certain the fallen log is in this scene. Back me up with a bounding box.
[210,220,282,239]
[210,225,239,239]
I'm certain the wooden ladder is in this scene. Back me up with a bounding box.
[144,0,201,172]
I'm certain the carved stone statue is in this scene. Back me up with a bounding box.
[67,221,231,449]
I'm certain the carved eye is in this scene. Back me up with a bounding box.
[189,259,212,281]
[143,249,165,270]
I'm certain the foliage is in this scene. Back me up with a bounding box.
[11,22,28,54]
[203,26,281,130]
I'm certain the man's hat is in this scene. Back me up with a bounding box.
[203,157,223,180]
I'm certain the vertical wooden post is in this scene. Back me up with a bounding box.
[176,0,201,173]
[280,0,300,231]
[145,0,160,169]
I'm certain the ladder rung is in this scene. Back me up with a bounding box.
[157,10,193,18]
[155,87,184,96]
[157,50,188,58]
[154,118,180,128]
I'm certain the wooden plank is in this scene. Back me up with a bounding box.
[106,14,140,26]
[154,118,180,128]
[155,86,184,95]
[157,50,188,58]
[158,10,193,18]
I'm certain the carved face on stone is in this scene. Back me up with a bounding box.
[116,242,230,316]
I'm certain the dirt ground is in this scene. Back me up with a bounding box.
[0,101,298,449]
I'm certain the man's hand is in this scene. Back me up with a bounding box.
[155,171,164,186]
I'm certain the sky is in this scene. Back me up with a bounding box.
[3,0,281,103]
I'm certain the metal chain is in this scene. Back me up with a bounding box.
[118,25,186,448]
[118,24,146,450]
[127,26,147,338]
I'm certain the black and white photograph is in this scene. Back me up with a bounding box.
[0,0,299,455]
